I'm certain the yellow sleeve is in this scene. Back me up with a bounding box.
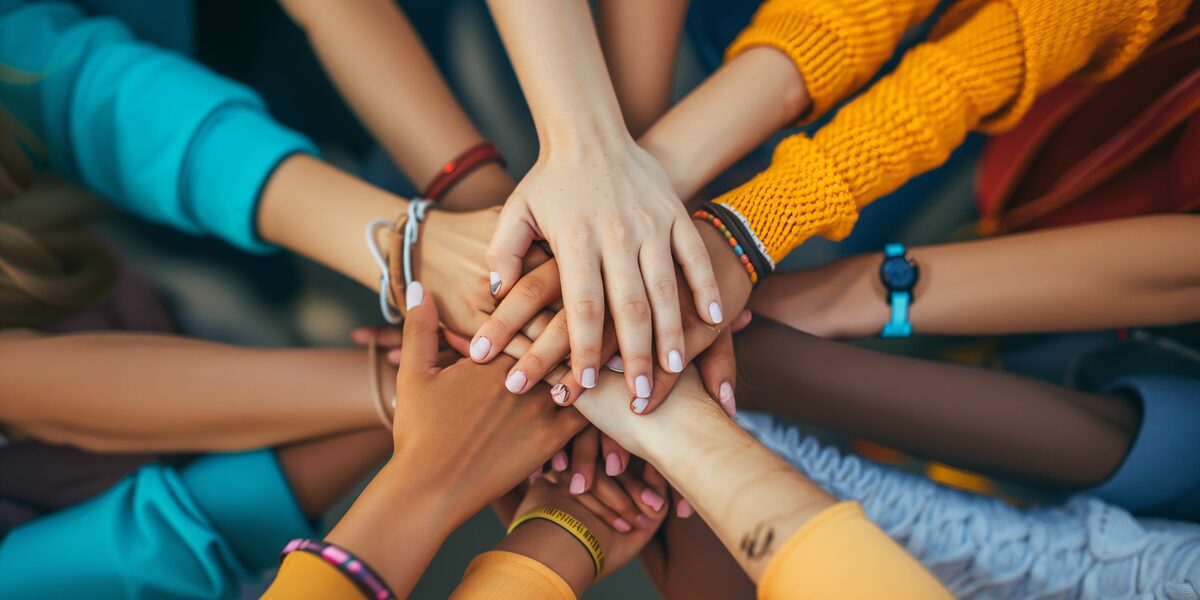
[261,552,368,600]
[726,0,941,123]
[718,0,1191,265]
[448,550,576,600]
[758,502,951,600]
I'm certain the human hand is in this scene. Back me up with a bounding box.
[486,138,722,402]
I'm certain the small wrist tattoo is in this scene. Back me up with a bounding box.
[740,523,776,561]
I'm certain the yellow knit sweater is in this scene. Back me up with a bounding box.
[718,0,1192,265]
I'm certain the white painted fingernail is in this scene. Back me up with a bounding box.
[719,381,736,417]
[632,397,649,414]
[505,370,527,393]
[606,355,624,373]
[668,350,683,373]
[489,271,501,296]
[581,367,597,389]
[708,301,723,324]
[470,336,491,361]
[635,375,651,398]
[406,281,424,310]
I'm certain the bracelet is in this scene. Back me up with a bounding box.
[280,538,396,600]
[507,506,605,578]
[365,199,434,324]
[692,203,772,285]
[421,141,506,201]
[365,219,402,324]
[366,337,395,430]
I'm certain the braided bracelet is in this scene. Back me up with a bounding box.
[365,198,433,324]
[693,205,762,285]
[280,539,396,600]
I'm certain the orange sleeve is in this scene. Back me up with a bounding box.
[448,551,576,600]
[758,502,951,600]
[260,552,367,600]
[717,0,1191,265]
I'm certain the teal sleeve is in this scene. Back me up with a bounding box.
[0,0,316,253]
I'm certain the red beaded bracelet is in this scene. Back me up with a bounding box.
[693,208,759,285]
[422,141,506,201]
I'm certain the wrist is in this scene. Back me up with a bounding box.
[539,116,634,159]
[694,218,753,313]
[500,499,605,597]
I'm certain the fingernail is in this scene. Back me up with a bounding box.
[718,381,736,417]
[570,473,586,495]
[606,355,624,373]
[605,453,622,476]
[505,370,527,393]
[668,350,684,373]
[640,488,665,512]
[677,499,694,518]
[406,281,424,310]
[581,367,597,389]
[635,514,654,528]
[528,470,541,484]
[708,301,723,324]
[551,450,568,472]
[489,271,501,296]
[613,518,632,533]
[551,383,570,405]
[635,375,651,399]
[632,397,649,414]
[470,336,491,361]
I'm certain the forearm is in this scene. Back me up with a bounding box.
[281,0,513,210]
[755,215,1200,337]
[0,333,383,452]
[597,0,689,138]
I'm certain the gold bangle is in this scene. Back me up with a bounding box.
[507,506,605,578]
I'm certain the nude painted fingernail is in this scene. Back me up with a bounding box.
[632,397,649,414]
[505,370,527,393]
[613,518,632,533]
[581,367,597,389]
[708,302,723,324]
[570,473,586,495]
[489,271,501,296]
[470,336,491,361]
[605,453,622,476]
[606,355,624,373]
[668,350,684,373]
[677,499,695,518]
[551,383,570,405]
[640,489,665,512]
[635,375,651,399]
[551,450,568,472]
[718,381,736,417]
[406,281,424,310]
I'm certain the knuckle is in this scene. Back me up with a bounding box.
[516,276,549,302]
[519,353,547,375]
[647,277,678,303]
[572,299,605,322]
[618,299,652,323]
[552,314,571,337]
[566,224,592,247]
[606,220,631,244]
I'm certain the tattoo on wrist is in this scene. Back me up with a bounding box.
[740,523,776,562]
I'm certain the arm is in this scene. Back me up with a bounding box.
[0,332,388,452]
[750,215,1200,338]
[279,0,514,210]
[596,0,689,138]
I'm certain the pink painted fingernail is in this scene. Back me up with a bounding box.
[635,375,651,399]
[605,453,622,476]
[551,450,568,472]
[606,355,624,372]
[581,367,597,389]
[470,336,490,361]
[406,281,424,310]
[505,370,527,393]
[677,499,695,518]
[640,489,665,512]
[718,381,736,417]
[551,384,570,405]
[570,473,586,495]
[668,350,684,373]
[613,518,632,533]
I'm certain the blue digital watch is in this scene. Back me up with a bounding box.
[879,243,919,338]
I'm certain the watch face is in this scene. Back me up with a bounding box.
[880,256,919,292]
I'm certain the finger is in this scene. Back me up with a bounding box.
[557,243,606,395]
[634,303,723,415]
[588,473,641,532]
[697,329,737,417]
[600,433,629,478]
[673,216,723,326]
[547,321,619,407]
[732,309,752,333]
[639,243,685,376]
[569,427,599,496]
[601,252,655,402]
[397,282,440,374]
[350,326,375,346]
[486,203,538,297]
[617,470,668,529]
[509,310,571,394]
[471,259,562,364]
[575,490,630,535]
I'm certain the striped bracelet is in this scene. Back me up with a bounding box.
[692,204,765,285]
[280,539,396,600]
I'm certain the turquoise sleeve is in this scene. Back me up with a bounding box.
[0,1,316,253]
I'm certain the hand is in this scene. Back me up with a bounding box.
[387,281,587,522]
[486,138,722,401]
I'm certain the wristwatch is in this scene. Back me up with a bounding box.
[879,243,919,338]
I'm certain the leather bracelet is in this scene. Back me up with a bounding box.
[422,141,506,201]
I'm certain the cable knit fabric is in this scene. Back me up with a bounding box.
[717,0,1192,265]
[738,411,1200,599]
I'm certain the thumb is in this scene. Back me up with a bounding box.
[398,281,440,374]
[486,203,537,298]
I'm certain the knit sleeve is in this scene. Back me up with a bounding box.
[717,0,1191,265]
[757,502,951,600]
[725,0,940,123]
[448,551,576,600]
[261,552,368,600]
